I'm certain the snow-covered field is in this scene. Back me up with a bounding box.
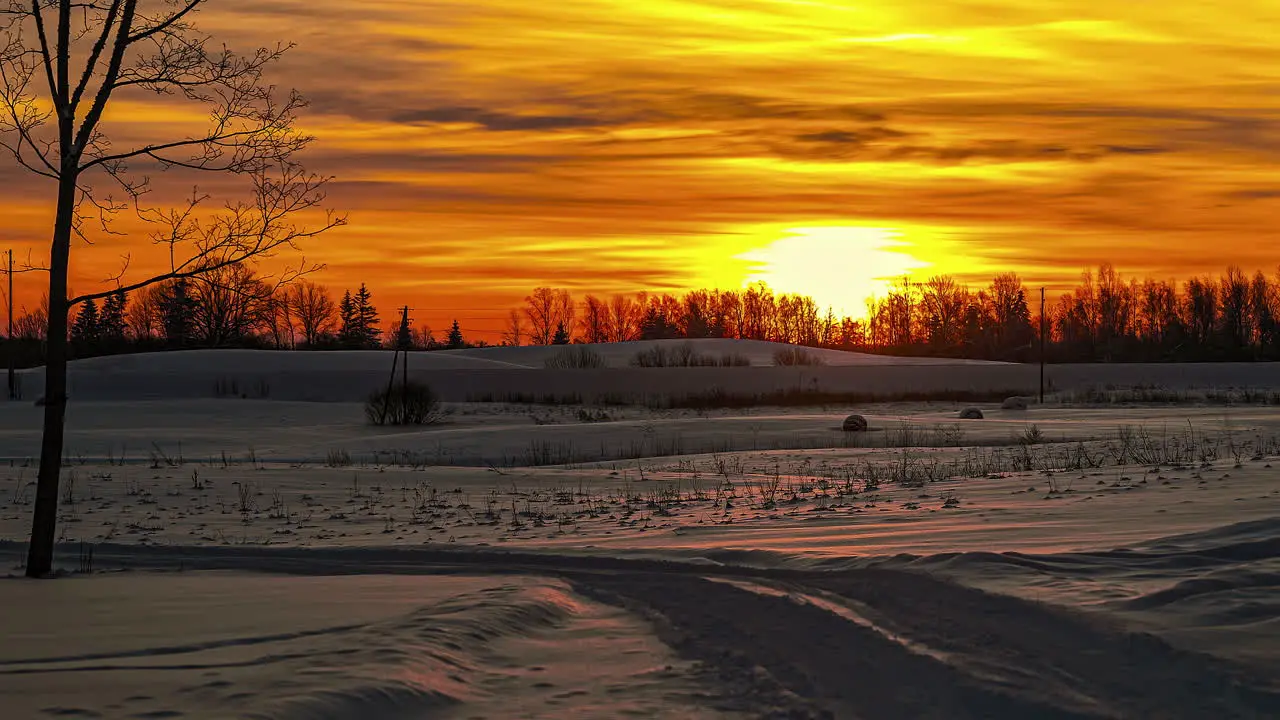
[17,339,1280,403]
[2,344,1278,718]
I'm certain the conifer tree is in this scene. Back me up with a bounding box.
[447,320,465,349]
[161,280,195,348]
[100,291,128,347]
[552,322,571,345]
[338,290,358,348]
[354,284,381,349]
[70,299,100,352]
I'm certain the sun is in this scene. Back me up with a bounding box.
[737,225,931,318]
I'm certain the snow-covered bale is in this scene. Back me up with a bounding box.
[959,407,984,419]
[842,414,869,432]
[1001,397,1030,411]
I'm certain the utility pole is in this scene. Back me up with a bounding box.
[380,306,412,423]
[7,249,14,401]
[399,306,410,391]
[1039,287,1047,404]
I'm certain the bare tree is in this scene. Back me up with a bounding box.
[189,262,275,345]
[501,307,524,347]
[261,288,293,349]
[285,279,335,346]
[1219,265,1251,353]
[607,292,641,342]
[0,1,343,576]
[523,287,573,345]
[580,294,608,344]
[13,297,48,339]
[920,275,968,350]
[126,282,165,339]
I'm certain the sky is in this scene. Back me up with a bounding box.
[4,0,1280,338]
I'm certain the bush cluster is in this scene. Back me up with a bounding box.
[772,348,826,366]
[544,346,608,369]
[366,381,442,425]
[631,342,750,368]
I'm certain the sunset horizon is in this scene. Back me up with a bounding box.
[3,3,1279,714]
[3,1,1279,338]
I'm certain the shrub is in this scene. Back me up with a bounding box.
[366,381,442,426]
[213,375,271,399]
[544,346,608,369]
[325,448,353,467]
[631,345,679,367]
[773,347,826,366]
[631,342,752,368]
[1019,424,1045,445]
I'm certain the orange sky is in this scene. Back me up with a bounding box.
[4,1,1280,338]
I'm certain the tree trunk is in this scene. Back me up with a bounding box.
[25,172,76,578]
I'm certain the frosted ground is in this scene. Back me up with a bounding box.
[1,340,1278,719]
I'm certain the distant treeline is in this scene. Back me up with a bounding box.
[507,264,1280,363]
[3,262,1279,366]
[1,263,481,368]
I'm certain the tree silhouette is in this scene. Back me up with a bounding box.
[580,295,608,343]
[552,322,570,345]
[986,273,1034,360]
[446,319,464,349]
[523,287,573,345]
[1219,266,1250,358]
[126,285,165,340]
[13,300,48,340]
[639,299,680,340]
[189,264,273,346]
[501,308,525,347]
[286,280,336,347]
[99,289,127,349]
[70,298,100,352]
[920,275,967,350]
[353,284,380,349]
[0,0,343,576]
[1251,272,1276,358]
[338,290,357,347]
[607,293,642,342]
[160,280,195,348]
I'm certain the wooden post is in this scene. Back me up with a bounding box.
[400,306,410,391]
[7,249,13,401]
[381,306,412,424]
[381,343,399,425]
[1039,287,1046,404]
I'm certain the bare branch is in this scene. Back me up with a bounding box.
[127,0,200,44]
[0,26,59,175]
[68,0,122,113]
[29,1,61,116]
[55,0,69,117]
[14,245,49,273]
[84,43,305,175]
[69,165,346,306]
[71,0,135,156]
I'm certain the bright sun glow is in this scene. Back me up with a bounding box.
[738,226,930,318]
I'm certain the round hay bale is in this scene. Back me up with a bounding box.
[959,407,984,420]
[842,414,869,432]
[1001,396,1030,411]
